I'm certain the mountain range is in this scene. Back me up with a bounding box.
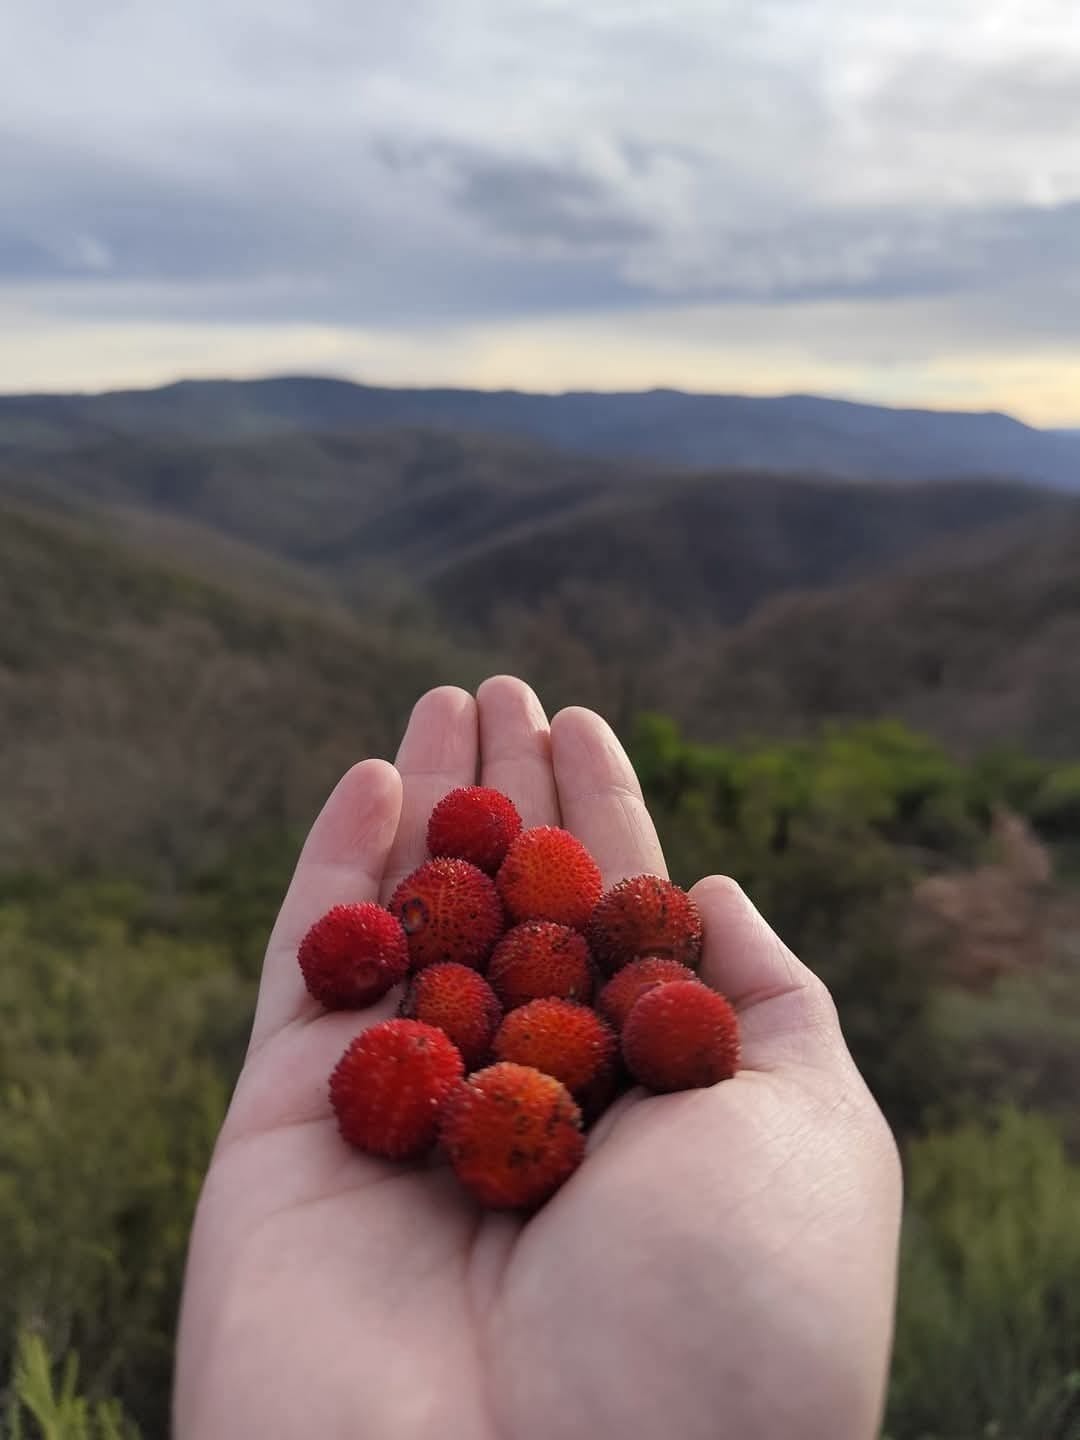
[3,373,1080,870]
[2,375,1079,490]
[0,425,1062,628]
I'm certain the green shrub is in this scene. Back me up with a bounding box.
[632,717,950,1130]
[887,1110,1080,1440]
[1031,766,1080,843]
[2,1331,138,1440]
[0,885,252,1433]
[933,938,1080,1146]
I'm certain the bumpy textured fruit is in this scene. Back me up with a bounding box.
[487,921,593,1011]
[427,786,523,874]
[493,999,616,1097]
[596,956,702,1033]
[389,858,504,972]
[298,902,410,1008]
[330,1019,464,1159]
[439,1062,584,1209]
[400,962,502,1071]
[496,827,602,930]
[622,981,740,1092]
[588,875,704,976]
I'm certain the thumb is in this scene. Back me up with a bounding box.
[690,875,847,1073]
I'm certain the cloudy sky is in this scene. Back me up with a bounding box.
[3,0,1080,422]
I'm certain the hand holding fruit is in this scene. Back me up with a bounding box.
[304,784,733,1206]
[175,678,902,1440]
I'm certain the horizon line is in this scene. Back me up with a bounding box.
[3,369,1072,432]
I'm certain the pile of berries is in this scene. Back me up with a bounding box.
[299,785,740,1210]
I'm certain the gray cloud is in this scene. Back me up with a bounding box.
[376,138,658,248]
[872,51,1080,139]
[1,0,1079,347]
[451,155,655,247]
[0,129,641,325]
[0,131,339,282]
[6,117,1080,331]
[625,198,1080,310]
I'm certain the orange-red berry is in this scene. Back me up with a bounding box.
[389,858,504,971]
[496,827,602,930]
[401,962,502,1071]
[493,998,616,1097]
[298,902,409,1009]
[487,921,593,1011]
[330,1019,464,1159]
[596,956,702,1032]
[427,786,523,874]
[588,875,704,976]
[622,981,739,1092]
[439,1062,584,1209]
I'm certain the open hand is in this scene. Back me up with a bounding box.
[175,677,901,1440]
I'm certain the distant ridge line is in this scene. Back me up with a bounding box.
[1,373,1078,490]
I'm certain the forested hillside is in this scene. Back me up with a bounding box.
[0,502,475,871]
[0,423,1064,625]
[693,508,1080,756]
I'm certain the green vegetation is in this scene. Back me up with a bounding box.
[2,718,1078,1436]
[888,1111,1080,1440]
[634,720,1080,1436]
[2,1333,139,1440]
[0,878,251,1430]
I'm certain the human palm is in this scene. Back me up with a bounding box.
[175,678,901,1440]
